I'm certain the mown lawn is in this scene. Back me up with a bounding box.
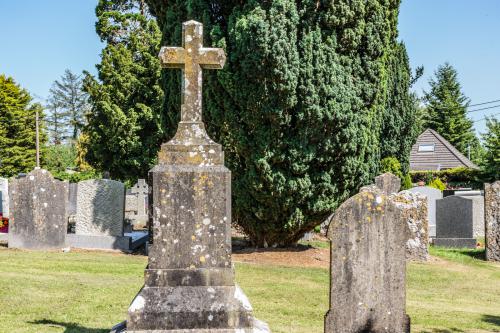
[0,245,499,333]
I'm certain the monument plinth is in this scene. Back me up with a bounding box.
[113,20,269,333]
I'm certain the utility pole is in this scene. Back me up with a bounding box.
[467,143,471,161]
[35,109,40,169]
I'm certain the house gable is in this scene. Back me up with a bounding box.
[409,129,478,171]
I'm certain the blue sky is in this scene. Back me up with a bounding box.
[0,0,499,134]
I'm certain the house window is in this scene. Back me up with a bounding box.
[418,144,435,152]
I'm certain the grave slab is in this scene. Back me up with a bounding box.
[375,172,401,194]
[8,169,69,250]
[325,187,410,333]
[435,195,481,248]
[75,179,125,237]
[408,186,442,238]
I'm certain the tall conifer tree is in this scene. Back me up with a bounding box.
[146,0,417,245]
[424,63,479,157]
[0,75,47,177]
[83,0,164,182]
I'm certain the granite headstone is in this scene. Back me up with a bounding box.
[325,186,410,333]
[434,195,482,248]
[485,181,500,261]
[8,169,69,249]
[75,179,125,237]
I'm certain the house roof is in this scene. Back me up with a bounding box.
[409,128,478,171]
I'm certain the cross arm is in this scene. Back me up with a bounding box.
[200,48,226,69]
[159,46,187,68]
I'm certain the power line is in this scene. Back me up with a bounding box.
[468,104,500,113]
[469,99,500,107]
[473,112,500,123]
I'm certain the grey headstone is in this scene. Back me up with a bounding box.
[485,181,500,261]
[0,177,9,217]
[117,20,268,333]
[67,183,78,216]
[393,191,429,261]
[375,172,401,194]
[408,186,442,238]
[325,187,411,333]
[434,195,483,248]
[75,179,125,237]
[8,169,69,249]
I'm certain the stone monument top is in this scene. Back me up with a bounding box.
[158,20,226,165]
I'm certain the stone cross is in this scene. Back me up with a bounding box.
[130,179,148,217]
[112,20,269,333]
[159,20,225,123]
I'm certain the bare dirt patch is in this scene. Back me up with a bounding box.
[233,245,330,269]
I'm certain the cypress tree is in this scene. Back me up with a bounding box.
[146,0,416,246]
[0,75,47,177]
[380,42,421,173]
[83,0,164,182]
[424,63,479,157]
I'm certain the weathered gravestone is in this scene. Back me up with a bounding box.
[325,186,411,333]
[434,195,482,248]
[112,20,269,333]
[0,177,9,217]
[8,169,69,249]
[485,181,500,261]
[67,183,78,217]
[408,186,442,238]
[392,191,429,261]
[375,172,401,194]
[125,179,148,228]
[75,179,125,237]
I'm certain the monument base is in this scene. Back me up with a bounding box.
[433,238,477,248]
[111,285,270,333]
[66,231,148,252]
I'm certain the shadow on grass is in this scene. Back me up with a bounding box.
[432,246,486,261]
[482,314,500,326]
[419,329,465,333]
[29,319,108,333]
[456,248,486,260]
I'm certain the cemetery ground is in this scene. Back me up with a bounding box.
[0,243,499,333]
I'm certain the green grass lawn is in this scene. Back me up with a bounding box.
[0,245,499,333]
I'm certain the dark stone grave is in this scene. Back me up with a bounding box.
[8,169,69,250]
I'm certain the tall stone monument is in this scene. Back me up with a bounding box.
[113,20,269,333]
[485,181,500,261]
[325,186,411,333]
[8,169,69,249]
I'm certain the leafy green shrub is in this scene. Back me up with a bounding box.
[380,157,403,178]
[401,173,413,190]
[428,178,445,191]
[52,170,101,183]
